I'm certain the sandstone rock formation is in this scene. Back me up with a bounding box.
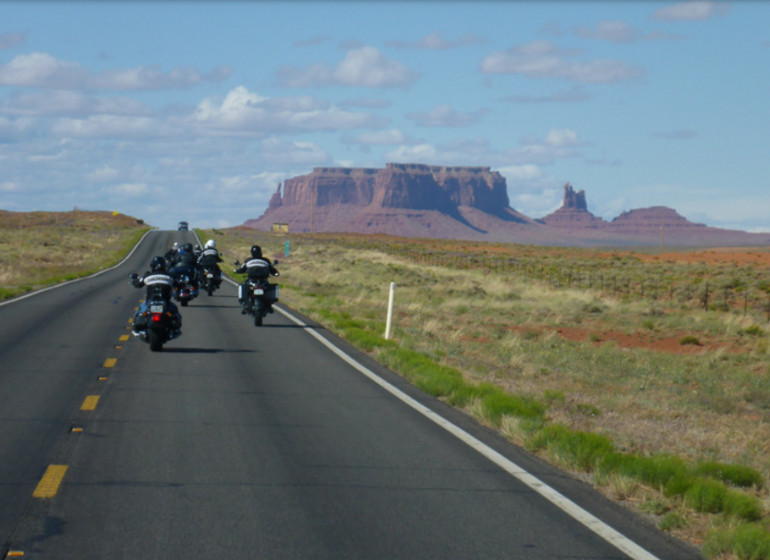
[244,164,770,247]
[540,183,607,229]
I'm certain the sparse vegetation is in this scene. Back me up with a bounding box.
[0,210,150,301]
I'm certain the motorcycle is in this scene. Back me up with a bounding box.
[200,265,222,296]
[170,266,199,306]
[235,259,279,327]
[129,277,180,352]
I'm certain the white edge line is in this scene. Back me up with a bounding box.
[274,304,662,560]
[0,229,155,308]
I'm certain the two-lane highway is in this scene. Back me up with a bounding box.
[0,231,703,559]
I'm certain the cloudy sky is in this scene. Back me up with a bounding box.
[1,1,768,231]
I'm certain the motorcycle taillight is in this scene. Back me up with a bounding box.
[151,314,162,322]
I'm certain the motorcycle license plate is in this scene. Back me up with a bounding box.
[253,288,264,295]
[150,304,164,313]
[207,274,213,278]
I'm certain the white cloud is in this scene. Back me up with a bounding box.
[259,138,331,165]
[384,143,439,162]
[87,164,121,182]
[382,129,583,169]
[407,104,487,127]
[345,129,415,146]
[0,90,154,117]
[480,41,644,83]
[51,115,169,139]
[387,31,485,50]
[577,21,645,43]
[191,86,387,135]
[652,1,729,21]
[278,46,418,88]
[0,52,231,90]
[544,129,584,147]
[0,116,36,141]
[111,182,149,197]
[0,32,27,50]
[0,181,22,192]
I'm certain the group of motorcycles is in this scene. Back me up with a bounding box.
[129,240,279,351]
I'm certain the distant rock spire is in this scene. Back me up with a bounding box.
[267,182,282,211]
[562,183,587,211]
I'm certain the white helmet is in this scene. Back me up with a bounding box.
[205,239,216,249]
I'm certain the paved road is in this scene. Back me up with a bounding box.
[0,231,703,559]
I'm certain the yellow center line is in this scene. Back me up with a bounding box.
[119,335,129,342]
[33,465,68,498]
[103,358,117,368]
[81,395,99,411]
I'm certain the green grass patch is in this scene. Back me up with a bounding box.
[693,461,764,489]
[527,424,615,471]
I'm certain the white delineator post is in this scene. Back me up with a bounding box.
[385,282,396,340]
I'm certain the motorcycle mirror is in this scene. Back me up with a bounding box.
[130,273,138,279]
[273,260,280,265]
[234,260,240,265]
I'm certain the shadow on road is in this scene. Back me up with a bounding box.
[161,347,256,354]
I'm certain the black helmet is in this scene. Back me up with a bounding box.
[182,243,193,252]
[150,256,166,272]
[250,245,262,258]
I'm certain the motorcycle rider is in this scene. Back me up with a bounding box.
[234,245,279,314]
[131,256,182,337]
[164,242,179,261]
[197,239,223,286]
[169,242,199,289]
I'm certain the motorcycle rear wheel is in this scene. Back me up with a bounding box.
[149,329,164,351]
[253,300,264,326]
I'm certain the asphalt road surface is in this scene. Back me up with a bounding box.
[0,230,703,559]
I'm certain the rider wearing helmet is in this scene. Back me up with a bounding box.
[234,245,279,314]
[131,256,182,337]
[197,239,224,286]
[168,242,199,290]
[164,242,179,261]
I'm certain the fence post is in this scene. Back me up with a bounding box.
[385,282,396,340]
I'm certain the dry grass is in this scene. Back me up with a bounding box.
[0,209,149,299]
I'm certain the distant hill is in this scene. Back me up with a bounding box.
[244,164,770,247]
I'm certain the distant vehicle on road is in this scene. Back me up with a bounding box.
[177,221,189,231]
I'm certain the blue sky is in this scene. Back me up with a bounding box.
[0,1,768,232]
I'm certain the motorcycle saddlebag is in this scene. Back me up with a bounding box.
[133,312,149,330]
[265,284,279,302]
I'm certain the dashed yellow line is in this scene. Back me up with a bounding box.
[119,335,129,342]
[33,465,68,498]
[103,358,117,368]
[81,395,100,411]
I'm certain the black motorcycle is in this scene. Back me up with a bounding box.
[170,266,199,306]
[236,260,279,326]
[130,278,180,352]
[200,265,222,296]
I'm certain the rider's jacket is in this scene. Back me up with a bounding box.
[198,248,223,267]
[235,257,278,280]
[170,250,196,268]
[133,272,178,300]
